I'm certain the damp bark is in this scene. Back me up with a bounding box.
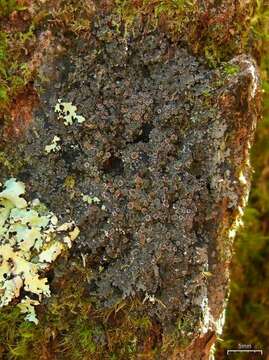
[0,11,260,360]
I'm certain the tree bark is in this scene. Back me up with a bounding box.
[0,2,261,359]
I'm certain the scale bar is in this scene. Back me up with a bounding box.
[227,349,263,355]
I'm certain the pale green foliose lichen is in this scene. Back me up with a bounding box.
[0,178,27,209]
[45,135,61,153]
[18,297,39,325]
[54,99,86,126]
[82,194,101,205]
[0,178,80,324]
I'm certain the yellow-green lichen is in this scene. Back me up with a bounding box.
[45,135,61,154]
[18,297,39,325]
[64,175,76,189]
[0,178,80,324]
[82,193,101,205]
[55,99,86,126]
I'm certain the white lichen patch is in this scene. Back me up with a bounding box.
[198,282,227,340]
[238,170,247,186]
[18,297,39,325]
[0,178,80,324]
[38,242,64,263]
[55,99,85,126]
[142,292,166,308]
[0,178,27,209]
[82,193,102,206]
[242,58,259,99]
[45,135,61,154]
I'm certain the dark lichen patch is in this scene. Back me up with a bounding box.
[0,11,259,348]
[0,0,260,143]
[0,0,259,114]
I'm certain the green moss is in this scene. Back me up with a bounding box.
[113,0,256,67]
[0,259,167,359]
[131,315,152,330]
[0,151,14,171]
[114,0,197,37]
[223,63,240,76]
[0,0,95,115]
[59,319,102,359]
[0,0,27,18]
[0,261,92,359]
[0,151,25,174]
[64,175,76,189]
[0,23,36,109]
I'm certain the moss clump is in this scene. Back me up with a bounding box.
[0,0,95,114]
[0,0,26,18]
[0,259,171,359]
[0,22,36,109]
[0,151,17,172]
[113,0,257,67]
[223,63,240,76]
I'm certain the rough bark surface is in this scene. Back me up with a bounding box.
[0,11,260,360]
